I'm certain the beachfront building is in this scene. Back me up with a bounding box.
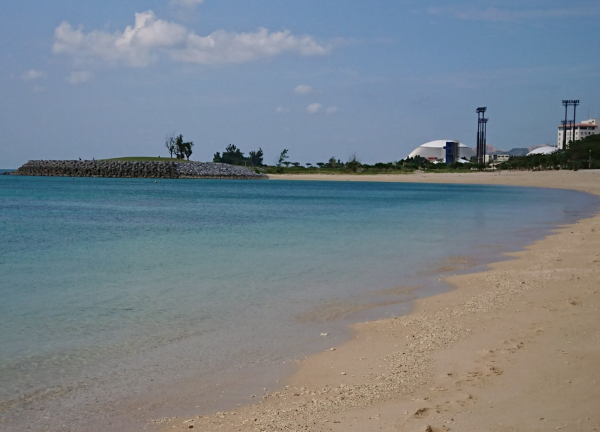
[557,119,599,149]
[407,140,476,163]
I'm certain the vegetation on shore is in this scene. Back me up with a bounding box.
[105,133,600,175]
[213,144,264,166]
[208,145,481,174]
[498,134,600,171]
[257,135,600,174]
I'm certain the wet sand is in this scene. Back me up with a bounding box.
[162,170,600,432]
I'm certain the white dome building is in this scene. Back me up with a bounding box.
[407,140,475,162]
[526,145,559,156]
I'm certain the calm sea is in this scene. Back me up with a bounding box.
[0,175,597,431]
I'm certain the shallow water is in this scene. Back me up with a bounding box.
[0,175,597,430]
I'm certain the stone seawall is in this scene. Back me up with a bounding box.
[11,160,267,180]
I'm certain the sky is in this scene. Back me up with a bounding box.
[1,0,599,167]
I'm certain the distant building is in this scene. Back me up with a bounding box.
[444,141,460,164]
[484,154,510,164]
[493,154,510,162]
[526,145,559,156]
[407,140,475,162]
[557,119,599,149]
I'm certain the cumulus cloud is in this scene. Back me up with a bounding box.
[22,69,45,81]
[294,84,313,95]
[53,10,333,67]
[275,106,290,113]
[306,103,322,114]
[326,106,338,114]
[67,71,92,84]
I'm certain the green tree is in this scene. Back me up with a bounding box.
[170,134,194,161]
[327,156,337,168]
[220,144,246,165]
[183,141,194,160]
[213,145,263,166]
[174,135,185,159]
[277,149,289,167]
[568,134,600,161]
[346,154,361,172]
[248,148,264,166]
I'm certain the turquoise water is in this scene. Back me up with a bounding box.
[0,175,597,430]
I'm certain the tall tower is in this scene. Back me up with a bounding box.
[561,100,580,149]
[476,107,488,164]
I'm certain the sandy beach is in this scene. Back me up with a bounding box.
[162,170,600,432]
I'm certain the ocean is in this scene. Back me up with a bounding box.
[0,174,597,431]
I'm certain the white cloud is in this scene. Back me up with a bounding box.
[22,69,46,81]
[326,106,338,114]
[294,84,313,95]
[275,106,290,113]
[67,71,92,84]
[306,103,322,114]
[53,10,333,67]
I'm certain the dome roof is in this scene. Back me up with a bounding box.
[526,146,559,156]
[417,140,471,149]
[407,140,476,160]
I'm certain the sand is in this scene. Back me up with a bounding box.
[161,170,600,432]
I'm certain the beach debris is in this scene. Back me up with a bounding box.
[320,332,328,336]
[150,417,177,423]
[414,407,429,417]
[340,372,346,375]
[329,348,336,351]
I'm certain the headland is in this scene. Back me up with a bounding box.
[10,159,266,179]
[162,170,600,432]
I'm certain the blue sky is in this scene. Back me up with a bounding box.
[1,0,599,167]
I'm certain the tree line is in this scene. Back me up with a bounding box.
[499,134,600,171]
[213,144,264,166]
[164,133,600,172]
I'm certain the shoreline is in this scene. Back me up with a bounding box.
[162,170,600,432]
[266,169,600,190]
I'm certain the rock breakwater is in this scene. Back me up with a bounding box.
[11,160,267,179]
